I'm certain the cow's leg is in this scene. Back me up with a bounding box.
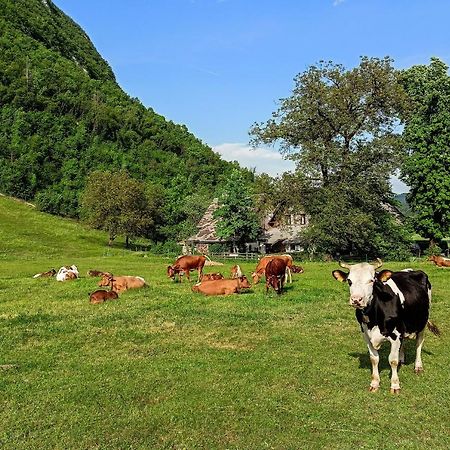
[388,335,402,394]
[414,330,425,373]
[362,330,380,391]
[399,341,405,366]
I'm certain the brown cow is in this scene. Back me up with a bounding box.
[99,274,147,293]
[89,289,119,304]
[265,258,288,295]
[87,269,109,277]
[33,268,56,278]
[167,255,207,282]
[252,255,293,284]
[428,255,450,267]
[201,272,224,281]
[291,265,304,274]
[192,276,251,295]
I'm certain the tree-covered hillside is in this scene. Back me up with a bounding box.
[0,0,246,240]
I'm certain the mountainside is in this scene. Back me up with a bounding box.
[0,0,246,240]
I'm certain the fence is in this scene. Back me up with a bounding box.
[209,252,260,260]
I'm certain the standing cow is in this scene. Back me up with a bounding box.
[252,255,293,284]
[332,259,439,393]
[265,258,288,295]
[167,255,207,282]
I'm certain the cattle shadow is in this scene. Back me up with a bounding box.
[349,340,433,372]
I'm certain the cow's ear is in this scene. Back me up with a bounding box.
[377,270,393,282]
[332,270,348,282]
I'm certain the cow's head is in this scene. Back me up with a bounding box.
[167,265,176,279]
[251,271,262,284]
[98,273,113,287]
[332,259,392,309]
[239,276,251,289]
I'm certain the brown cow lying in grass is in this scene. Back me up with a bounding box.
[87,269,109,277]
[192,276,251,295]
[33,268,56,278]
[99,273,147,293]
[89,290,119,304]
[201,273,224,281]
[429,255,450,267]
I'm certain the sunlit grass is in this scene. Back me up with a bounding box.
[1,196,449,449]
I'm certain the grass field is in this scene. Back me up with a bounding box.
[1,195,450,449]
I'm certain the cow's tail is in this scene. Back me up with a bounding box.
[427,320,441,337]
[203,254,211,261]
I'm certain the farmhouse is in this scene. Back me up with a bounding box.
[185,199,309,254]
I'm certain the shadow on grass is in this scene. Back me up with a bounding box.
[348,340,434,372]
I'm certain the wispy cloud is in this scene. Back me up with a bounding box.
[213,143,295,176]
[333,0,345,6]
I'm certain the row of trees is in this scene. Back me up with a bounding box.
[81,57,449,257]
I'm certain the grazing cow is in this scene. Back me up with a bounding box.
[33,268,56,278]
[201,272,224,281]
[252,255,293,284]
[332,259,440,393]
[230,264,242,279]
[89,289,119,304]
[56,265,79,281]
[87,269,109,277]
[428,255,450,267]
[192,276,251,295]
[99,274,147,293]
[265,258,288,295]
[167,255,207,282]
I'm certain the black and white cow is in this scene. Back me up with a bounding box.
[332,259,439,394]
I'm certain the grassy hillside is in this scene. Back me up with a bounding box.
[1,200,450,449]
[0,0,245,240]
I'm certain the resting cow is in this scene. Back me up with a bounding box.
[99,273,147,293]
[33,268,56,278]
[192,276,251,295]
[428,255,450,267]
[56,265,79,281]
[332,259,440,393]
[201,273,224,281]
[87,269,109,277]
[265,258,288,295]
[89,289,119,304]
[252,255,293,284]
[167,255,206,282]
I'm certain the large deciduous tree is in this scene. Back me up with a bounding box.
[399,57,450,245]
[214,170,260,252]
[250,57,410,257]
[81,170,163,246]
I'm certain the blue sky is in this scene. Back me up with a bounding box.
[54,0,450,192]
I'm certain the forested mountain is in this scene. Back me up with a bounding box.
[0,0,246,240]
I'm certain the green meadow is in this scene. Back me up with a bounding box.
[1,195,449,449]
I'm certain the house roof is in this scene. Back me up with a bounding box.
[187,198,226,243]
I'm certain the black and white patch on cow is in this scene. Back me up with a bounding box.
[332,259,439,394]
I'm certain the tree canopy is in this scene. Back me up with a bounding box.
[399,57,450,244]
[250,57,410,257]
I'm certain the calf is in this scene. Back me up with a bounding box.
[192,276,251,295]
[89,290,119,304]
[99,274,147,293]
[167,255,206,282]
[428,255,450,267]
[332,259,439,393]
[230,265,242,279]
[201,272,224,281]
[291,265,304,274]
[265,258,288,295]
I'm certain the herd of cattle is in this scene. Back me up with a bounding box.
[32,253,447,393]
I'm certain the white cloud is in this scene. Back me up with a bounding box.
[333,0,345,6]
[213,143,295,176]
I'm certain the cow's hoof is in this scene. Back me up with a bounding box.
[390,388,401,394]
[368,386,379,392]
[414,367,424,374]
